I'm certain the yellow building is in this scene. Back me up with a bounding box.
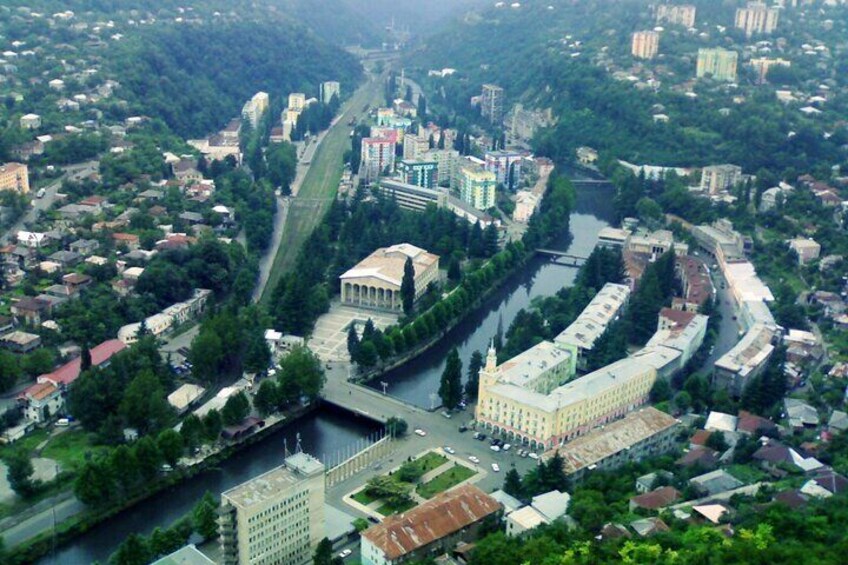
[656,4,696,28]
[288,92,306,112]
[339,243,439,311]
[696,48,738,82]
[241,92,269,129]
[458,164,496,211]
[631,31,659,60]
[0,162,30,194]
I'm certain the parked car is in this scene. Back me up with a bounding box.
[339,549,352,559]
[528,452,539,460]
[502,444,512,451]
[459,425,469,433]
[490,445,501,452]
[491,463,500,472]
[444,446,456,455]
[469,456,480,464]
[476,433,487,441]
[441,411,452,419]
[414,429,427,437]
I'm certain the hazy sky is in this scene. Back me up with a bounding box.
[343,0,484,26]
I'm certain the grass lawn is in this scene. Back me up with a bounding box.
[399,452,448,478]
[41,429,105,472]
[416,465,476,499]
[727,464,767,484]
[352,489,379,506]
[376,498,416,516]
[0,428,50,460]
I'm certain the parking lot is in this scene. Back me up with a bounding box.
[309,302,398,362]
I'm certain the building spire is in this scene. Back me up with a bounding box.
[486,339,497,371]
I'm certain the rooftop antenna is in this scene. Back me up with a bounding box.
[283,437,289,459]
[295,432,303,454]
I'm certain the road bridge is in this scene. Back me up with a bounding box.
[535,249,588,266]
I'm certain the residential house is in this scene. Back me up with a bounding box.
[48,250,81,269]
[828,411,848,433]
[788,238,821,265]
[689,469,744,496]
[736,411,777,436]
[37,339,126,389]
[506,490,571,537]
[20,113,41,129]
[20,382,63,423]
[676,447,719,470]
[11,297,52,325]
[752,439,823,474]
[69,238,100,256]
[629,486,681,512]
[629,517,670,537]
[800,470,848,499]
[691,504,730,525]
[173,159,202,183]
[635,470,674,494]
[0,330,41,353]
[63,273,92,292]
[785,398,819,429]
[112,232,140,251]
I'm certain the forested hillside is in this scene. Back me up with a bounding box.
[105,22,362,138]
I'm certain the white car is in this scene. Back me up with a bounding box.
[338,549,352,559]
[468,455,480,464]
[414,428,427,437]
[444,446,456,455]
[502,443,511,451]
[528,452,539,460]
[490,445,501,452]
[491,463,500,472]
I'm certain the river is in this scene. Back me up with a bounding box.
[366,177,615,407]
[38,406,382,565]
[38,176,614,563]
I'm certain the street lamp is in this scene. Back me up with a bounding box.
[380,381,389,395]
[429,393,438,411]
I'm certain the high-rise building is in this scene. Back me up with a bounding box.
[402,133,430,160]
[0,162,30,194]
[631,31,660,60]
[360,138,396,184]
[241,92,269,129]
[219,453,325,565]
[656,4,696,27]
[422,149,460,188]
[696,48,738,82]
[458,163,497,211]
[480,84,504,125]
[735,2,779,36]
[397,159,439,189]
[484,150,524,188]
[288,93,307,112]
[320,81,340,105]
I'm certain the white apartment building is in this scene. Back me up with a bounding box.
[735,2,779,36]
[320,81,340,105]
[700,164,742,193]
[632,31,659,60]
[241,92,269,129]
[219,453,325,565]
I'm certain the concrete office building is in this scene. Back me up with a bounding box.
[696,48,738,82]
[396,160,438,189]
[458,163,497,211]
[320,81,340,104]
[656,4,696,27]
[632,31,660,60]
[219,453,325,565]
[339,243,439,311]
[735,2,779,36]
[700,164,742,193]
[480,84,505,125]
[378,179,446,211]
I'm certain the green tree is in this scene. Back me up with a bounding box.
[189,329,224,384]
[313,537,341,565]
[75,459,115,506]
[6,449,36,498]
[222,391,250,426]
[134,436,162,479]
[0,350,21,393]
[465,350,483,399]
[156,429,184,467]
[357,341,379,368]
[120,371,175,435]
[192,491,219,540]
[278,346,325,402]
[109,533,152,565]
[386,417,408,438]
[346,324,360,361]
[254,379,279,417]
[401,256,416,316]
[649,378,672,403]
[503,467,523,499]
[180,414,204,451]
[439,347,463,410]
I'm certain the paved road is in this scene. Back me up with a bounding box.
[1,495,85,548]
[1,160,98,245]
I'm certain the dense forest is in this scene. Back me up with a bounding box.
[104,22,363,138]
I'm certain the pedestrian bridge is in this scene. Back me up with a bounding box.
[535,249,589,266]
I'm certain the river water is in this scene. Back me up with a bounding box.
[38,177,614,564]
[38,406,382,565]
[366,178,615,407]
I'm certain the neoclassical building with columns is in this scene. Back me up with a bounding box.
[339,243,439,311]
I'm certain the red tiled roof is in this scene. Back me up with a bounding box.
[38,339,127,387]
[660,307,697,329]
[22,381,59,401]
[677,447,718,468]
[737,411,777,435]
[690,430,713,446]
[630,486,681,510]
[361,485,501,560]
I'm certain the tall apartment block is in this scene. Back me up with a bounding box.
[656,4,696,27]
[241,92,269,129]
[459,163,497,211]
[480,84,504,126]
[360,138,396,184]
[696,48,738,82]
[631,31,660,60]
[735,2,779,36]
[219,453,325,565]
[320,81,340,105]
